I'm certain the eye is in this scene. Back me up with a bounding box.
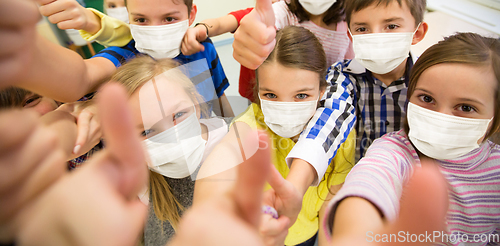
[134,18,147,24]
[386,24,399,30]
[354,27,367,33]
[107,3,116,8]
[141,129,154,137]
[173,111,186,120]
[418,94,434,104]
[164,17,176,22]
[295,93,308,100]
[23,95,42,108]
[263,93,277,99]
[457,104,477,113]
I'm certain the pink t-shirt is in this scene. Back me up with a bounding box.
[272,1,354,66]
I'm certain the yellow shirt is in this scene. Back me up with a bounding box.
[233,104,356,245]
[79,8,133,47]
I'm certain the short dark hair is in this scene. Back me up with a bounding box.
[0,87,31,109]
[345,0,426,27]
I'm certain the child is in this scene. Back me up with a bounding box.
[0,87,103,170]
[111,56,230,245]
[195,26,356,246]
[103,0,129,24]
[182,0,353,102]
[325,32,500,245]
[0,87,61,116]
[37,0,234,117]
[229,1,428,230]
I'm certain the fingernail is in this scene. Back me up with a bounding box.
[73,145,81,154]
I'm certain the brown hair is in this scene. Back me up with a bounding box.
[0,87,32,109]
[111,56,208,229]
[124,0,193,13]
[254,26,348,194]
[255,26,328,103]
[287,0,345,25]
[345,0,426,27]
[406,32,500,143]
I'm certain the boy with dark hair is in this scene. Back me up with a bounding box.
[37,0,233,117]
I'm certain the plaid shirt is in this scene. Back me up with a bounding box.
[288,55,414,172]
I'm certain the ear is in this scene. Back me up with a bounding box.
[411,22,428,45]
[188,4,197,26]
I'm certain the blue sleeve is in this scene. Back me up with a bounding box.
[201,40,229,98]
[91,40,138,67]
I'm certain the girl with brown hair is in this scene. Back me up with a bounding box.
[195,26,356,246]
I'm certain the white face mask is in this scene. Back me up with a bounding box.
[260,96,318,138]
[350,24,420,74]
[105,7,129,24]
[130,19,189,59]
[298,0,337,15]
[142,111,206,179]
[407,102,492,160]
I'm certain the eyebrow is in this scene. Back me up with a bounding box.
[162,11,181,16]
[413,88,434,95]
[259,87,274,92]
[295,87,316,93]
[456,97,486,107]
[383,17,405,23]
[129,13,146,16]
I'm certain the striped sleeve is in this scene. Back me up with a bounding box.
[323,132,417,236]
[286,61,356,185]
[92,40,138,67]
[202,40,229,98]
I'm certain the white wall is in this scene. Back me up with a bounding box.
[193,0,255,41]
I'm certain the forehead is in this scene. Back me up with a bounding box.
[257,62,320,91]
[127,0,188,13]
[415,63,496,102]
[131,75,192,116]
[350,0,416,25]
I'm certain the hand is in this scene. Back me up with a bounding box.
[259,213,289,246]
[232,0,276,69]
[169,131,272,246]
[330,162,449,245]
[259,166,301,246]
[16,83,148,246]
[181,26,207,56]
[0,0,40,87]
[72,103,101,156]
[36,0,101,34]
[0,110,66,243]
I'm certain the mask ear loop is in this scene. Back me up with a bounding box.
[412,22,422,36]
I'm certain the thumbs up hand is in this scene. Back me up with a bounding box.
[233,0,276,70]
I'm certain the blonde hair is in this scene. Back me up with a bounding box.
[111,56,208,229]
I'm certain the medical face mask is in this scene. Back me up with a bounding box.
[142,111,206,179]
[260,96,318,138]
[407,102,492,160]
[350,24,420,74]
[130,19,189,59]
[299,0,337,15]
[105,7,129,24]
